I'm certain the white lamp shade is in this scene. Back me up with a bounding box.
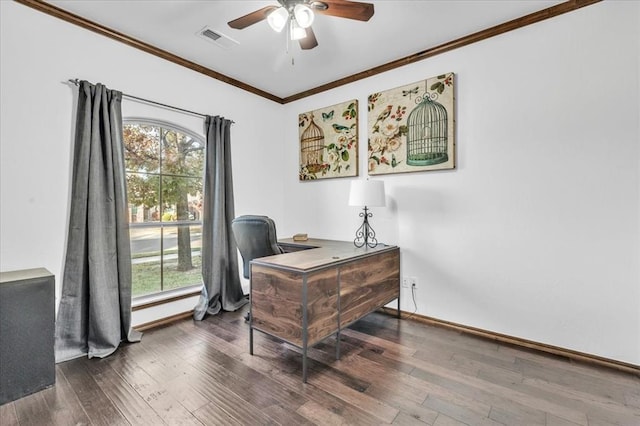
[293,4,314,28]
[267,7,288,32]
[290,19,307,40]
[348,180,386,207]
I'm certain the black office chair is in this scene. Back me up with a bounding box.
[231,215,284,321]
[231,215,284,279]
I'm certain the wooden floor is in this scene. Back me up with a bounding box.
[2,308,639,426]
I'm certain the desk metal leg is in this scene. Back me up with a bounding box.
[336,330,340,360]
[302,348,308,383]
[302,275,308,383]
[249,327,254,355]
[397,296,401,319]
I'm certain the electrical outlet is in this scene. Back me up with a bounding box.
[410,277,418,289]
[402,277,410,288]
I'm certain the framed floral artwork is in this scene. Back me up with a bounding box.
[368,73,455,175]
[299,100,358,180]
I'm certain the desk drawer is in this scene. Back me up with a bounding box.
[251,265,339,347]
[339,249,400,328]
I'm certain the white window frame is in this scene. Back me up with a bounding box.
[123,117,206,305]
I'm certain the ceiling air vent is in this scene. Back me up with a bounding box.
[197,26,239,49]
[202,29,221,41]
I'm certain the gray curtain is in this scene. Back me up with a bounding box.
[55,81,141,362]
[194,115,248,320]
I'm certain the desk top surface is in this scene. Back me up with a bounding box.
[251,238,398,272]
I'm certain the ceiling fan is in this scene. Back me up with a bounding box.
[227,0,374,50]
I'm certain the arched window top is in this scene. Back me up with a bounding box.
[124,117,204,145]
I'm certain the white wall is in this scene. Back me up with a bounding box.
[282,1,640,365]
[0,2,285,325]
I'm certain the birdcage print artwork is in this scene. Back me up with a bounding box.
[299,100,359,180]
[406,94,448,166]
[300,114,324,173]
[368,73,455,175]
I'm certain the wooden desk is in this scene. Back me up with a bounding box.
[249,238,400,382]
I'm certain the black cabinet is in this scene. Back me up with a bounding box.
[0,268,55,404]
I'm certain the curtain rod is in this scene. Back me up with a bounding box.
[67,78,234,123]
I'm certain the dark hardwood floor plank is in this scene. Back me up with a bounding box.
[545,413,584,426]
[500,343,640,388]
[192,401,243,426]
[184,315,399,425]
[391,411,433,426]
[102,346,208,424]
[308,343,430,407]
[59,359,129,426]
[83,358,166,425]
[515,356,638,402]
[12,392,54,426]
[242,351,386,425]
[488,401,546,425]
[103,352,161,399]
[0,401,20,426]
[42,364,91,426]
[323,335,499,424]
[306,366,400,423]
[432,412,469,426]
[344,328,591,426]
[354,314,502,357]
[477,356,640,425]
[625,389,640,408]
[134,338,202,384]
[365,383,439,425]
[262,402,316,426]
[356,344,417,374]
[422,394,501,426]
[523,376,640,417]
[189,319,389,426]
[296,399,357,425]
[341,326,418,357]
[158,375,211,416]
[186,348,282,410]
[188,376,278,425]
[410,361,589,426]
[7,311,637,426]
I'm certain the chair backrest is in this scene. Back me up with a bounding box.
[231,215,283,279]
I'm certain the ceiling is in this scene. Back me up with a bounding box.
[44,0,566,101]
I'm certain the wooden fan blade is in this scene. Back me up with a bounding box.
[299,27,319,50]
[311,0,374,21]
[228,5,278,29]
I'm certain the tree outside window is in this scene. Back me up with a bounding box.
[123,120,205,297]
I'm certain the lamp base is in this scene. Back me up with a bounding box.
[353,206,378,248]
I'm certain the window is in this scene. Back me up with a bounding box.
[123,120,205,297]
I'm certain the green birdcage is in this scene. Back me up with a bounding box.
[406,95,448,166]
[300,114,325,173]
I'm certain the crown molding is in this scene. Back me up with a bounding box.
[14,0,601,104]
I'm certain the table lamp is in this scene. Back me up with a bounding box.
[348,179,386,248]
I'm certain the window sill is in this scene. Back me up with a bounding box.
[132,284,202,311]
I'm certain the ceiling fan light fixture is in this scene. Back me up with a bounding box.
[267,6,288,32]
[290,18,307,40]
[293,4,314,28]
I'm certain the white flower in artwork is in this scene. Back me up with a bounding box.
[370,134,385,152]
[380,120,399,138]
[368,158,377,172]
[327,150,339,165]
[387,136,401,152]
